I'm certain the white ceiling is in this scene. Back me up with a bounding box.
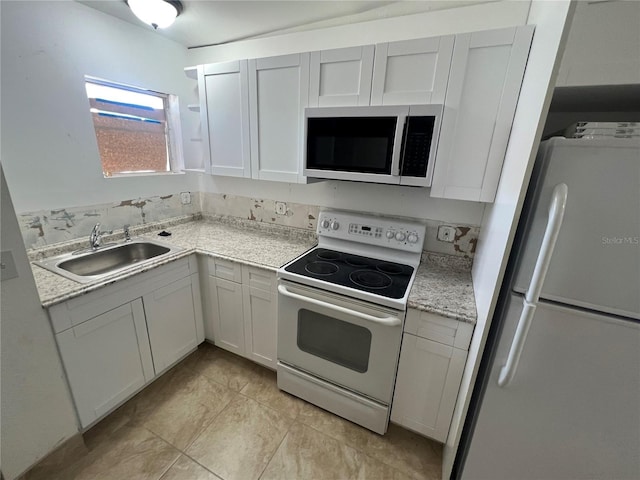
[77,1,489,49]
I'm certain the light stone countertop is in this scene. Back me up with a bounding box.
[30,216,477,324]
[31,216,317,307]
[408,253,477,324]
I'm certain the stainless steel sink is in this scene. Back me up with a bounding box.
[35,239,184,283]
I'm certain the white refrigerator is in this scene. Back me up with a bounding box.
[456,137,640,479]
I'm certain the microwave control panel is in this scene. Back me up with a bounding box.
[317,211,425,253]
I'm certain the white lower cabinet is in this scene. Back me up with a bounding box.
[49,256,203,428]
[391,309,473,442]
[209,276,245,356]
[205,257,277,369]
[242,284,277,367]
[143,275,200,374]
[55,300,154,428]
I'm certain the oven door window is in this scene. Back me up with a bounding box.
[306,117,396,174]
[297,309,372,373]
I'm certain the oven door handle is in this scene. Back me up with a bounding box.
[277,284,402,327]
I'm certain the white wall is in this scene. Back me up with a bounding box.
[0,1,200,214]
[1,165,80,480]
[189,0,532,226]
[444,1,575,477]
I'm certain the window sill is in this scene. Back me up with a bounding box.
[104,171,186,179]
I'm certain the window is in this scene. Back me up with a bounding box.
[85,77,182,177]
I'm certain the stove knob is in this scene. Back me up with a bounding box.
[407,233,419,244]
[395,232,406,242]
[386,230,395,239]
[330,221,340,231]
[320,219,330,229]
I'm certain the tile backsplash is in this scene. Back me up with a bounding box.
[18,191,479,259]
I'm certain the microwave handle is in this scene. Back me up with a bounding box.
[391,114,407,177]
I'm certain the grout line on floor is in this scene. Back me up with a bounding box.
[255,420,293,480]
[155,453,182,480]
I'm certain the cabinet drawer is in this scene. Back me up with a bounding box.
[208,257,242,283]
[404,309,473,350]
[48,257,192,334]
[242,264,276,291]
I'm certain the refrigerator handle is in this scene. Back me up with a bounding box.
[498,183,568,387]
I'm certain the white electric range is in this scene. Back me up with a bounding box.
[277,210,425,434]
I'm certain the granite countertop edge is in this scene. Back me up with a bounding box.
[31,217,477,324]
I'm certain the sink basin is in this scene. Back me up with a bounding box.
[35,239,183,283]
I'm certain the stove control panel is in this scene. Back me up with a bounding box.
[317,211,426,253]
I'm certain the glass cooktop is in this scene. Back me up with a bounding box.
[285,248,414,299]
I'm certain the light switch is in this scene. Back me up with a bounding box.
[180,192,191,205]
[1,250,18,281]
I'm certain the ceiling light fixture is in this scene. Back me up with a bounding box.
[126,0,183,30]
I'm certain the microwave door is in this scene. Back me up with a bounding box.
[304,107,406,185]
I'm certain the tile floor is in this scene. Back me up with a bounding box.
[24,343,442,480]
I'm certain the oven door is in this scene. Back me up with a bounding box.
[277,279,404,404]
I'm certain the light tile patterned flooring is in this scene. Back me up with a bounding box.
[24,343,442,480]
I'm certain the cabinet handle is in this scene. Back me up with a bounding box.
[498,183,568,387]
[278,284,401,327]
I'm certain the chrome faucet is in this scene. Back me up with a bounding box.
[123,224,131,242]
[89,223,106,250]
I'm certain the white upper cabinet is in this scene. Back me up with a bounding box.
[431,26,534,202]
[309,46,374,107]
[248,53,310,183]
[199,61,251,177]
[371,36,454,106]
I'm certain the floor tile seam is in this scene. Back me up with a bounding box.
[156,454,182,480]
[297,420,430,480]
[175,450,227,480]
[236,390,301,422]
[165,390,241,453]
[195,364,254,393]
[124,427,183,480]
[255,419,296,480]
[140,421,226,480]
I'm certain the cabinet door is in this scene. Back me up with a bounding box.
[143,276,198,374]
[242,285,277,369]
[200,61,251,177]
[391,333,467,442]
[56,300,153,428]
[309,45,374,107]
[209,276,245,356]
[371,36,454,106]
[248,53,310,183]
[431,26,534,202]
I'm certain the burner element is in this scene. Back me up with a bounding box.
[317,250,342,261]
[377,263,406,275]
[349,270,392,289]
[345,256,370,268]
[305,261,339,276]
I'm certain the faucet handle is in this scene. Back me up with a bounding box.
[124,224,131,241]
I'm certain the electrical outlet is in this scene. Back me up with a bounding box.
[180,192,191,205]
[437,225,456,243]
[275,201,287,215]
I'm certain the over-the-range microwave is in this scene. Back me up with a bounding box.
[303,104,443,187]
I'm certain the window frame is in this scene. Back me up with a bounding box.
[84,76,185,178]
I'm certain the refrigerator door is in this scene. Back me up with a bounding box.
[513,138,640,319]
[462,293,640,480]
